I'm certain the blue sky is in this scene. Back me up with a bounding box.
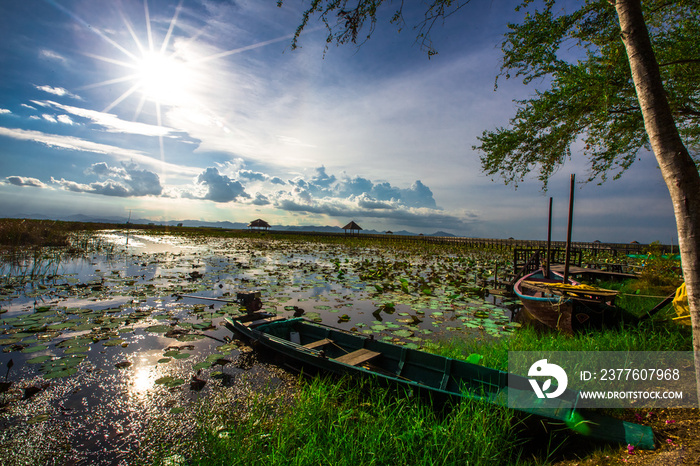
[0,0,678,243]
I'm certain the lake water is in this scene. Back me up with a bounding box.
[0,231,518,464]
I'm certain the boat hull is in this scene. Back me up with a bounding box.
[515,269,613,333]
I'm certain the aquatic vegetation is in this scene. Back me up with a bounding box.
[1,228,661,464]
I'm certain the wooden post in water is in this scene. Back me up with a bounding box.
[545,197,552,278]
[563,175,575,283]
[126,210,131,248]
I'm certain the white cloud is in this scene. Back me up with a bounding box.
[0,109,11,114]
[5,176,48,188]
[39,50,67,63]
[57,115,74,125]
[52,162,163,197]
[194,167,250,203]
[37,100,174,137]
[35,85,81,100]
[0,126,198,177]
[42,114,57,123]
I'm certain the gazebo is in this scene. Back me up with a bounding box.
[342,221,362,236]
[248,218,271,231]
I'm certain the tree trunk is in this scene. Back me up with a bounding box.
[615,0,700,401]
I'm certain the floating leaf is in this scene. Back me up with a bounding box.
[145,325,171,333]
[43,367,78,379]
[0,337,22,346]
[216,342,239,353]
[103,339,125,347]
[21,345,48,353]
[27,355,53,364]
[155,376,185,388]
[193,361,212,371]
[27,414,51,424]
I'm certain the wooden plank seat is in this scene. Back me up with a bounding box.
[303,338,332,349]
[334,348,380,366]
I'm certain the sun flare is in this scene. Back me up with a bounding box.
[135,51,194,105]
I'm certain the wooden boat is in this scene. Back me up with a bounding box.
[514,268,618,333]
[225,314,653,449]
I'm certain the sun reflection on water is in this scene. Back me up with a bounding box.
[130,364,157,396]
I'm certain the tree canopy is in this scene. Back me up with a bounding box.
[477,0,700,188]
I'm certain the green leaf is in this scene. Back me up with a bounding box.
[21,345,48,353]
[27,355,53,364]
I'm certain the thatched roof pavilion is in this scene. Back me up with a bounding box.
[248,218,271,231]
[342,221,362,235]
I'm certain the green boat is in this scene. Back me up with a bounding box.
[226,314,655,449]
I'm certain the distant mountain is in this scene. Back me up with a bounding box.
[430,231,456,237]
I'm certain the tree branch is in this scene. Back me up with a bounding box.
[659,58,700,67]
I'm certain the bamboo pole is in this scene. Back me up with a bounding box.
[546,197,552,278]
[563,175,575,283]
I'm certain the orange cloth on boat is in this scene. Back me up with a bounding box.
[672,283,691,326]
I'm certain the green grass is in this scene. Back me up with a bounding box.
[427,319,692,373]
[153,377,529,466]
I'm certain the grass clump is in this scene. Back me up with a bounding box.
[0,218,72,248]
[428,320,692,373]
[158,377,526,466]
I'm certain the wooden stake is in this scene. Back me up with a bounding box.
[546,197,552,278]
[563,175,575,283]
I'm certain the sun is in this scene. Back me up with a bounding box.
[78,1,204,118]
[134,50,194,106]
[77,0,293,119]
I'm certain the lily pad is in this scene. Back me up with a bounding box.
[43,367,78,379]
[27,355,53,364]
[145,325,171,333]
[155,376,185,388]
[21,345,48,353]
[27,414,51,424]
[103,339,125,347]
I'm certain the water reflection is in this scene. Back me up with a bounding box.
[131,363,157,396]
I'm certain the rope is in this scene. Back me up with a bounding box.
[621,293,671,299]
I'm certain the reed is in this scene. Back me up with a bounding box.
[0,219,71,248]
